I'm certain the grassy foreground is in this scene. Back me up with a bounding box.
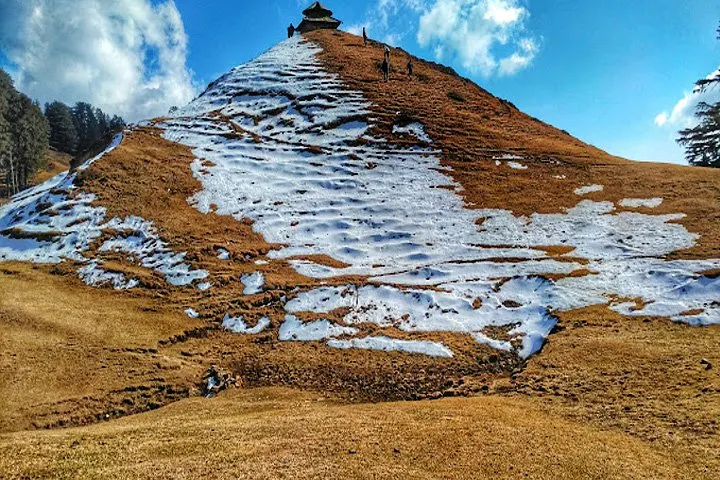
[0,387,705,480]
[0,263,718,479]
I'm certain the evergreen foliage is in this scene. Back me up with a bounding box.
[44,101,78,154]
[1,66,127,196]
[0,69,50,195]
[44,101,125,156]
[677,23,720,167]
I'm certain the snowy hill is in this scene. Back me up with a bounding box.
[2,35,720,367]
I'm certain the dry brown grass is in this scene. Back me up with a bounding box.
[517,305,720,472]
[0,387,711,480]
[32,149,72,185]
[0,262,205,433]
[1,259,719,478]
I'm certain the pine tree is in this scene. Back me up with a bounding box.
[10,97,49,189]
[72,102,99,152]
[45,101,78,154]
[95,107,109,136]
[109,115,126,131]
[0,69,49,194]
[0,69,19,195]
[677,23,720,167]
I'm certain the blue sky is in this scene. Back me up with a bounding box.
[1,0,719,164]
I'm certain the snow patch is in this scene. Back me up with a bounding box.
[619,198,663,209]
[241,272,265,295]
[507,161,528,170]
[158,36,720,359]
[574,184,604,195]
[78,261,139,290]
[392,121,432,143]
[328,336,453,358]
[0,133,208,291]
[278,315,358,341]
[222,315,271,334]
[494,154,524,161]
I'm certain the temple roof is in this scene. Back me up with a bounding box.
[303,2,333,18]
[297,16,341,33]
[297,2,341,33]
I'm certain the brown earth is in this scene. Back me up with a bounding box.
[1,30,720,478]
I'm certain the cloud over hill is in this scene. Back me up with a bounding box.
[0,0,196,122]
[347,0,539,77]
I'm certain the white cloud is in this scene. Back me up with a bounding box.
[655,68,720,130]
[417,0,538,77]
[347,0,538,76]
[344,0,427,47]
[0,0,196,122]
[498,36,537,76]
[654,112,669,127]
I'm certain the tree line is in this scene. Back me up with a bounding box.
[1,68,125,196]
[677,22,720,168]
[45,101,125,156]
[0,69,49,196]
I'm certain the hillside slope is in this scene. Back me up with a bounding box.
[1,32,719,477]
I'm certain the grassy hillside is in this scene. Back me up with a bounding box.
[32,149,72,185]
[1,31,719,479]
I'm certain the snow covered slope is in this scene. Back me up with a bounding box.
[0,134,209,290]
[2,36,719,361]
[159,36,720,358]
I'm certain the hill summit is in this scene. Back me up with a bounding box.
[1,30,720,401]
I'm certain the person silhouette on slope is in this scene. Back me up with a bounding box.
[288,24,295,38]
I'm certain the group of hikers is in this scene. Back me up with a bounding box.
[366,28,414,82]
[286,24,415,82]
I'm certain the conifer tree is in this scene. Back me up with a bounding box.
[109,115,126,131]
[45,101,78,154]
[72,102,100,152]
[0,69,50,194]
[95,107,109,136]
[677,23,720,167]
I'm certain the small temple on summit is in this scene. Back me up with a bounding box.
[297,2,342,33]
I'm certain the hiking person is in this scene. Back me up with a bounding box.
[381,57,390,82]
[363,27,368,46]
[384,45,390,60]
[288,23,295,38]
[407,57,414,78]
